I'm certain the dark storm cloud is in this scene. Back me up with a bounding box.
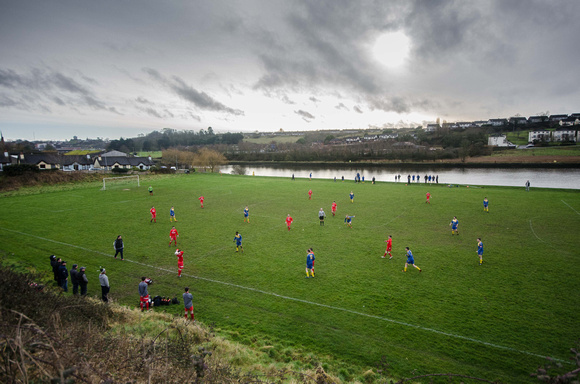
[143,67,244,116]
[295,110,315,120]
[0,67,121,114]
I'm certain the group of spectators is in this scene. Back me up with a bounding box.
[49,255,110,302]
[50,255,88,295]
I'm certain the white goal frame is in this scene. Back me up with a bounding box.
[101,175,140,190]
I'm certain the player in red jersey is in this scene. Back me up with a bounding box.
[308,189,313,200]
[175,249,184,277]
[383,235,393,259]
[331,201,337,216]
[425,192,431,204]
[150,206,157,223]
[198,195,204,208]
[285,214,293,231]
[169,226,179,247]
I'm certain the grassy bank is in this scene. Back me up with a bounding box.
[1,173,579,382]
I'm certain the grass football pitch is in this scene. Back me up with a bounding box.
[0,173,579,382]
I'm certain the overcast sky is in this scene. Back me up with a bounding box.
[1,0,579,141]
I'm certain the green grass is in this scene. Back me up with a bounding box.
[492,145,580,157]
[244,135,303,144]
[1,174,579,383]
[136,151,163,158]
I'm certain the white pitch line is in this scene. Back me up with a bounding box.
[0,226,567,363]
[528,219,544,243]
[561,200,580,216]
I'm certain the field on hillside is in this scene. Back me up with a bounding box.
[1,173,579,383]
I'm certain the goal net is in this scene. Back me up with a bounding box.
[101,175,140,190]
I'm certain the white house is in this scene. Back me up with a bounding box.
[488,134,515,147]
[528,129,551,143]
[552,127,577,142]
[559,116,580,126]
[425,124,440,132]
[487,118,508,126]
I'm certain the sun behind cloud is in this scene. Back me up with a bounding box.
[371,30,411,70]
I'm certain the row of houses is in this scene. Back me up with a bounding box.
[527,127,579,143]
[487,127,580,148]
[0,150,155,172]
[425,113,580,132]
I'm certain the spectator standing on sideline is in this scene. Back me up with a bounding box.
[407,175,411,184]
[78,267,88,296]
[525,180,530,191]
[183,287,194,321]
[372,176,375,184]
[139,276,150,312]
[114,235,124,260]
[50,255,59,284]
[99,268,110,302]
[58,261,69,292]
[424,175,428,183]
[436,175,439,184]
[70,264,79,295]
[412,175,415,182]
[416,174,420,183]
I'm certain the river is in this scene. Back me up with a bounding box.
[220,164,580,190]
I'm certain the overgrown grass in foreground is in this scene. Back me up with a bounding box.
[0,173,579,383]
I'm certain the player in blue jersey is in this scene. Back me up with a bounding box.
[243,206,249,223]
[344,215,355,228]
[403,247,421,272]
[449,216,459,235]
[477,238,483,265]
[170,206,177,222]
[305,248,315,278]
[483,197,489,213]
[349,191,354,203]
[233,231,243,253]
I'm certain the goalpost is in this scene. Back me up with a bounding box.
[101,175,140,190]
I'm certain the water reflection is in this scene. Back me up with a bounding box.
[221,165,580,190]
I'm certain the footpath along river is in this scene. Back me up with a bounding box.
[220,164,580,190]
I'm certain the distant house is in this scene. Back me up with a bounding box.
[363,135,378,141]
[442,122,458,129]
[378,133,398,139]
[549,114,568,122]
[345,137,361,144]
[456,122,472,128]
[488,134,515,147]
[487,118,508,126]
[528,129,551,143]
[425,124,440,132]
[553,127,577,142]
[21,154,62,170]
[559,116,580,126]
[508,117,528,125]
[62,155,94,171]
[527,116,549,124]
[93,152,154,170]
[473,120,488,127]
[0,152,13,171]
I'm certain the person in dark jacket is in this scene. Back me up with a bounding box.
[70,264,79,295]
[78,267,88,296]
[54,257,63,286]
[114,235,124,260]
[50,255,58,283]
[58,261,69,292]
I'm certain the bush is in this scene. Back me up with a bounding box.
[2,164,40,176]
[111,167,129,174]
